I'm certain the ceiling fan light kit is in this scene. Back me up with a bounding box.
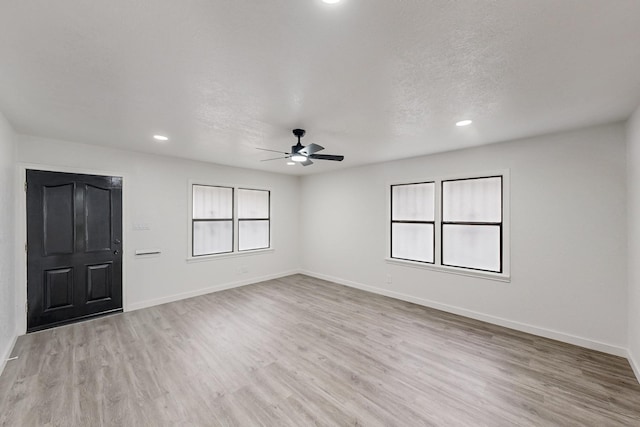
[258,128,345,167]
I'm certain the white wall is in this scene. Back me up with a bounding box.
[16,135,301,332]
[627,105,640,378]
[301,123,628,355]
[0,112,17,374]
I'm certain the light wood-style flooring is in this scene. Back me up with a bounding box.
[1,274,639,426]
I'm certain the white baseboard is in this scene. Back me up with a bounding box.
[629,350,640,384]
[0,331,19,378]
[301,270,628,358]
[126,270,300,312]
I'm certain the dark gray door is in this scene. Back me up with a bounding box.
[26,170,123,332]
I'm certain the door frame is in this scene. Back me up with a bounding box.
[16,163,129,335]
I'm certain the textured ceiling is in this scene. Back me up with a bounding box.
[1,0,640,175]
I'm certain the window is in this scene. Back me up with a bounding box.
[192,185,233,256]
[190,184,271,258]
[442,176,502,273]
[390,182,435,263]
[238,189,270,251]
[389,173,507,278]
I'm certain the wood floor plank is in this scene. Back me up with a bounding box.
[1,274,639,426]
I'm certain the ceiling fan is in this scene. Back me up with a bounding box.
[257,129,345,166]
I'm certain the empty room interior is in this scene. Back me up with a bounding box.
[2,0,640,425]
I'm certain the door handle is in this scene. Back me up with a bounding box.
[114,250,119,255]
[114,239,121,244]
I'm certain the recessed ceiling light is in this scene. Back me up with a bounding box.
[322,0,341,4]
[455,120,473,127]
[287,162,296,166]
[153,135,169,141]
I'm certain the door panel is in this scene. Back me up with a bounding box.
[87,263,112,302]
[27,170,123,332]
[43,183,75,255]
[85,184,112,252]
[44,268,74,311]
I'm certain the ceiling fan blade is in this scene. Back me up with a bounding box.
[261,156,291,162]
[309,154,344,161]
[298,143,324,156]
[256,147,290,155]
[301,158,314,166]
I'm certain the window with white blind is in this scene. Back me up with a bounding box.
[192,185,234,256]
[390,182,435,263]
[389,173,508,279]
[190,184,271,258]
[238,189,270,251]
[442,176,502,273]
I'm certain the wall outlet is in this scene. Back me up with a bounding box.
[386,274,392,284]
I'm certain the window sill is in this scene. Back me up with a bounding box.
[187,248,274,263]
[385,257,510,283]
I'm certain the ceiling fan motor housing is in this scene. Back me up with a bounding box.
[292,129,306,153]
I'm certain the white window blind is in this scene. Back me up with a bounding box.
[192,185,233,256]
[238,189,270,251]
[442,177,502,272]
[390,182,435,263]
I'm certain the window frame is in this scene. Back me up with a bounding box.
[386,170,510,282]
[191,184,234,257]
[390,181,436,264]
[440,176,503,273]
[188,181,273,261]
[237,188,271,252]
